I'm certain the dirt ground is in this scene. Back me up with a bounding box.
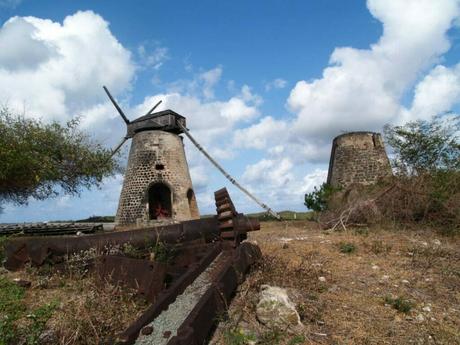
[1,220,459,344]
[210,221,460,345]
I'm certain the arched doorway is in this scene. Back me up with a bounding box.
[148,183,172,219]
[186,189,199,218]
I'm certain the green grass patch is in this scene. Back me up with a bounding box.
[25,300,59,345]
[223,328,257,345]
[0,276,26,345]
[0,236,7,263]
[0,277,58,345]
[384,295,413,313]
[288,335,306,344]
[259,328,283,345]
[339,242,356,254]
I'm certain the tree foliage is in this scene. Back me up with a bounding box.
[383,115,459,175]
[0,108,118,206]
[304,183,338,212]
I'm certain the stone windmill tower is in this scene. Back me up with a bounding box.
[103,87,199,227]
[327,131,392,188]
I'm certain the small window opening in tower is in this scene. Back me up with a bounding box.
[155,163,165,170]
[148,183,172,220]
[186,189,199,218]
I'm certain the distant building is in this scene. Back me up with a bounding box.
[326,131,392,188]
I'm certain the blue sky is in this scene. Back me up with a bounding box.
[0,0,459,222]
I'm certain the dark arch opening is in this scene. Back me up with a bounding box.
[148,183,172,220]
[186,188,199,218]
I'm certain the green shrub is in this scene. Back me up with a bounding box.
[150,242,177,264]
[304,183,339,212]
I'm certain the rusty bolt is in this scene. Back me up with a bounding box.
[141,326,153,335]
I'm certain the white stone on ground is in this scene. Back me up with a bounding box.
[256,285,302,329]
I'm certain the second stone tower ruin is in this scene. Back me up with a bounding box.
[327,131,392,188]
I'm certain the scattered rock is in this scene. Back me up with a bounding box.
[328,284,339,292]
[312,332,328,337]
[163,331,171,338]
[416,314,425,322]
[401,279,410,284]
[432,239,441,246]
[422,306,431,312]
[372,265,379,270]
[381,275,390,281]
[256,285,302,329]
[76,231,84,236]
[318,276,327,282]
[279,237,293,243]
[38,329,56,343]
[141,326,153,335]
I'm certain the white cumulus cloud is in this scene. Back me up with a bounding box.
[0,11,135,121]
[288,0,460,140]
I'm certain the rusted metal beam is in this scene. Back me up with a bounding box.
[115,243,223,344]
[161,243,261,345]
[4,218,220,271]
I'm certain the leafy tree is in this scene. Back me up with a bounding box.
[0,108,119,208]
[383,115,459,175]
[304,183,338,212]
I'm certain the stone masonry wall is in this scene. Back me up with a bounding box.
[116,130,200,226]
[327,132,392,188]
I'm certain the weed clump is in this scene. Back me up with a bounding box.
[384,295,413,313]
[339,242,356,254]
[223,328,256,345]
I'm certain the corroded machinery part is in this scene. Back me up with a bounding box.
[214,188,260,247]
[117,242,262,345]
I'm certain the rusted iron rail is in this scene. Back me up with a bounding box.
[4,209,258,271]
[3,218,218,270]
[0,223,102,236]
[115,243,223,344]
[167,242,261,345]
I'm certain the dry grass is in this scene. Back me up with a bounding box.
[211,221,460,345]
[0,259,148,344]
